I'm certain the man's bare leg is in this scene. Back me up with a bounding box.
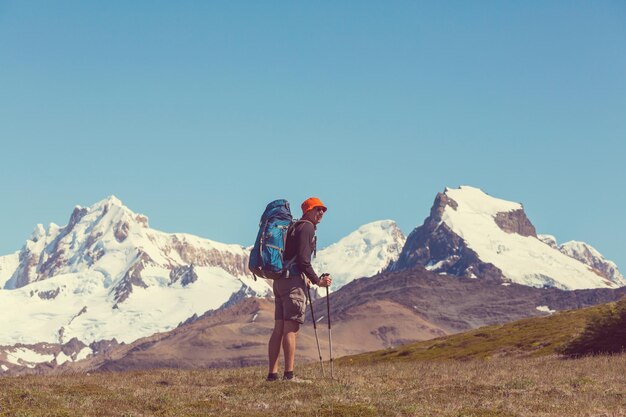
[282,320,300,372]
[268,319,284,374]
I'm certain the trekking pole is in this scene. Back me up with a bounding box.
[326,285,334,379]
[306,283,325,378]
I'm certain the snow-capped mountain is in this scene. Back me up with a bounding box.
[390,186,624,290]
[313,220,406,291]
[559,241,624,284]
[0,196,270,348]
[2,190,624,372]
[0,196,404,348]
[0,200,405,371]
[537,236,625,286]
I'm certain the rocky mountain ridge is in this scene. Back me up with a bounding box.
[539,235,624,284]
[5,196,251,294]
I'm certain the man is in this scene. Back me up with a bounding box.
[267,197,332,382]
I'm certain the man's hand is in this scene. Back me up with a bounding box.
[319,273,332,287]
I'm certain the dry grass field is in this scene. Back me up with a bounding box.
[3,301,625,416]
[1,354,626,416]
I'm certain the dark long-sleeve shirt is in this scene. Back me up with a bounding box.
[284,220,319,285]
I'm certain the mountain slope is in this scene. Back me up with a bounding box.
[57,296,400,373]
[391,186,621,290]
[44,266,626,374]
[340,301,617,364]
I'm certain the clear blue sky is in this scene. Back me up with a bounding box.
[1,1,625,269]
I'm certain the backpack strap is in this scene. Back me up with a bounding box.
[302,220,317,258]
[282,257,296,278]
[289,219,315,235]
[282,219,318,277]
[289,219,317,258]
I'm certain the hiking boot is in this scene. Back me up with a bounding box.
[282,375,312,384]
[266,373,279,382]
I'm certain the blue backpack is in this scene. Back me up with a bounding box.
[249,199,295,280]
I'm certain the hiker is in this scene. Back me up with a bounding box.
[266,197,332,382]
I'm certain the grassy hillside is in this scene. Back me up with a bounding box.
[2,355,626,416]
[3,302,625,416]
[340,302,616,364]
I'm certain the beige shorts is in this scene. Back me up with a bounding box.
[273,275,307,324]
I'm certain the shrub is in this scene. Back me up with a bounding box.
[562,298,626,357]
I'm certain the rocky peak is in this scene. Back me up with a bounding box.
[5,197,148,289]
[111,251,152,305]
[30,224,47,242]
[68,207,89,229]
[169,264,198,287]
[537,236,624,285]
[102,195,123,207]
[494,210,537,237]
[422,186,535,236]
[5,223,63,289]
[430,191,459,219]
[538,234,558,249]
[388,186,505,278]
[558,241,625,286]
[389,186,620,290]
[86,195,124,213]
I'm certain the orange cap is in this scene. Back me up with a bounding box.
[301,197,327,215]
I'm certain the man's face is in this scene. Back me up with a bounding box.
[308,207,326,224]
